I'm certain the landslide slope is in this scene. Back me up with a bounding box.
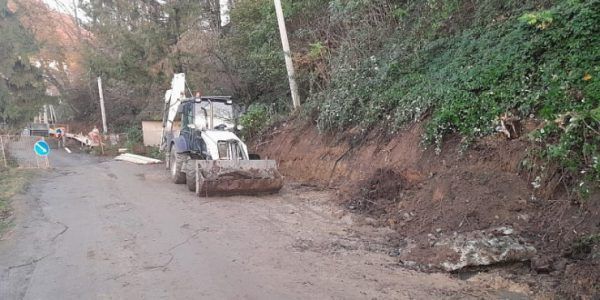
[248,0,599,298]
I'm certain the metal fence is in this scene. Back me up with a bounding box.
[0,135,50,170]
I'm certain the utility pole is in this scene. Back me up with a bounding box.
[72,0,79,27]
[273,0,301,109]
[97,77,108,134]
[43,105,48,124]
[1,136,8,169]
[219,0,231,27]
[72,0,81,35]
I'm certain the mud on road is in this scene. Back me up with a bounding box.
[1,150,529,299]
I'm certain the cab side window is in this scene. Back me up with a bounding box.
[182,103,193,129]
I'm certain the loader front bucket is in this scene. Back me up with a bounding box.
[195,160,284,197]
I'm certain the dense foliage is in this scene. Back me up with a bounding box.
[285,0,598,197]
[0,0,49,125]
[76,0,598,196]
[239,103,270,139]
[76,0,228,127]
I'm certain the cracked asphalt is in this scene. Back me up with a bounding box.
[0,150,496,299]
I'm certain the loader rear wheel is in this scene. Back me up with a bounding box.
[186,160,196,192]
[170,150,186,184]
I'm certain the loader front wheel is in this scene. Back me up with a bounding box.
[170,150,186,184]
[186,160,196,192]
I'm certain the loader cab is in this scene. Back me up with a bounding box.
[180,96,237,132]
[177,96,241,158]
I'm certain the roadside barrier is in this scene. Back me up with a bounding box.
[0,135,50,169]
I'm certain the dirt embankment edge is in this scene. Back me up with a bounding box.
[250,120,600,298]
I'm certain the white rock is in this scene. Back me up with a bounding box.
[435,227,536,272]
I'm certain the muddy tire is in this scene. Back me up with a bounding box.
[185,160,196,192]
[169,150,186,184]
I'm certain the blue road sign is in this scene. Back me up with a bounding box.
[34,140,50,157]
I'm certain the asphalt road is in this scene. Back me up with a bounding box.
[0,149,504,299]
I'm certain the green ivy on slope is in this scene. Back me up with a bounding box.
[313,0,599,198]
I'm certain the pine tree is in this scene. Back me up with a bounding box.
[0,0,48,125]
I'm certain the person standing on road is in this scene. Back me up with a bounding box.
[89,125,101,145]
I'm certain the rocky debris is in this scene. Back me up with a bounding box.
[439,227,535,272]
[402,227,536,272]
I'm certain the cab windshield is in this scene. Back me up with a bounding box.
[194,100,235,129]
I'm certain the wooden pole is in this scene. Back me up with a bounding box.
[43,105,48,124]
[0,136,7,168]
[72,0,80,30]
[273,0,301,109]
[97,77,108,134]
[219,0,231,27]
[99,138,105,156]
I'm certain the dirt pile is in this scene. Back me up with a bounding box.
[346,168,413,216]
[251,119,600,298]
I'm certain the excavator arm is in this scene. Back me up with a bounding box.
[160,73,186,151]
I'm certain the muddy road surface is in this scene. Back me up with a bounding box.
[1,150,519,299]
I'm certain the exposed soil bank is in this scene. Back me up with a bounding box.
[251,120,600,298]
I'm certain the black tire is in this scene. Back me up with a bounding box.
[170,150,186,184]
[186,160,196,192]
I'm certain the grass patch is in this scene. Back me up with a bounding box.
[569,233,600,260]
[0,168,33,233]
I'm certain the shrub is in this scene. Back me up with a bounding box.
[519,10,555,30]
[239,103,270,139]
[125,125,143,149]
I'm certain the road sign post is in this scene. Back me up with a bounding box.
[34,140,50,157]
[33,139,51,169]
[0,136,7,168]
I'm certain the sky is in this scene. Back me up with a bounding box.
[42,0,231,26]
[43,0,90,24]
[43,0,75,14]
